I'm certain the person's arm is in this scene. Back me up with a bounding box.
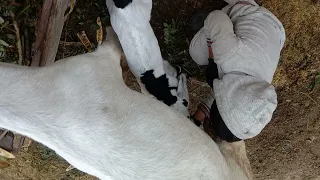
[203,10,241,64]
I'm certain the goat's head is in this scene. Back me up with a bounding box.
[162,60,189,117]
[139,61,190,117]
[170,73,190,117]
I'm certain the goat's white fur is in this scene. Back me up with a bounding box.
[106,0,190,116]
[0,27,250,180]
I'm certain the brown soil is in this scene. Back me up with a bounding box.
[1,0,320,179]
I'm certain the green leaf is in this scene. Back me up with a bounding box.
[0,45,6,57]
[0,39,9,47]
[0,155,8,161]
[0,16,4,24]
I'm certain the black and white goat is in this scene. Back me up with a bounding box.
[105,0,190,117]
[0,27,252,180]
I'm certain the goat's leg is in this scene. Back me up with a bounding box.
[218,140,253,180]
[106,0,163,78]
[105,0,190,116]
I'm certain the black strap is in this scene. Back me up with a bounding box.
[210,101,241,142]
[205,39,219,88]
[205,39,241,142]
[205,59,219,88]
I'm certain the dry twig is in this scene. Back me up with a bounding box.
[10,11,23,65]
[66,165,75,171]
[16,5,30,18]
[64,0,77,20]
[300,92,320,107]
[96,17,103,45]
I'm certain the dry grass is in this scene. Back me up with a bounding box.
[247,2,320,179]
[268,0,320,88]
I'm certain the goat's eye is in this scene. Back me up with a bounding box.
[182,99,188,107]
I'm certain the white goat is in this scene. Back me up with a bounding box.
[105,0,190,117]
[0,27,252,180]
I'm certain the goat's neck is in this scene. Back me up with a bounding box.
[0,44,123,147]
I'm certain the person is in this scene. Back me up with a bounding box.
[190,0,286,142]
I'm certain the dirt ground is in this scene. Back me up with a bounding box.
[0,0,320,179]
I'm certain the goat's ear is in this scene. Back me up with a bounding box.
[177,73,189,106]
[163,60,177,77]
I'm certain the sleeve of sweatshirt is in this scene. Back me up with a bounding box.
[203,10,241,63]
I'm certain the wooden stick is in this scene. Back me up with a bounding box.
[32,0,70,67]
[0,130,9,141]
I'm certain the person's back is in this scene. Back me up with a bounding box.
[189,0,285,140]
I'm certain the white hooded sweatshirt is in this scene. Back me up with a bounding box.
[189,0,286,139]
